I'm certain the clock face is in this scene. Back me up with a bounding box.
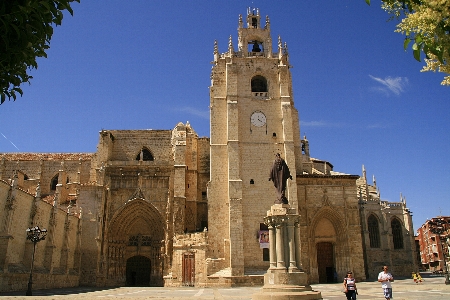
[251,111,266,127]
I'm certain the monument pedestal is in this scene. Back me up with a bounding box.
[252,205,322,300]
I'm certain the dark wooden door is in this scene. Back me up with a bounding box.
[317,242,334,283]
[182,252,195,286]
[126,255,151,286]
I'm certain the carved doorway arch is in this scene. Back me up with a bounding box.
[106,199,165,286]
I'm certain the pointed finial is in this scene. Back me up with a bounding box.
[214,40,218,54]
[362,165,366,179]
[283,42,288,54]
[35,183,41,198]
[239,14,243,28]
[228,35,234,53]
[278,35,282,49]
[265,15,270,29]
[373,175,376,187]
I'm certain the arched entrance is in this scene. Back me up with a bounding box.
[106,199,165,287]
[126,255,151,286]
[317,242,335,283]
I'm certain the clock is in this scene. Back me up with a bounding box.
[251,111,266,127]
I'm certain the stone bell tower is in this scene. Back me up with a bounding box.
[207,8,303,277]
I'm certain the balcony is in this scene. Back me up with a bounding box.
[252,92,268,99]
[248,51,266,57]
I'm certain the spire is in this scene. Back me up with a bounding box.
[278,35,283,60]
[35,183,41,200]
[373,175,376,187]
[214,40,218,55]
[213,40,219,62]
[228,35,234,54]
[238,14,243,28]
[362,165,366,180]
[265,15,270,29]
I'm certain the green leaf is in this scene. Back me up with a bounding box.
[415,35,423,44]
[423,44,430,59]
[365,0,371,5]
[437,50,444,64]
[413,47,421,62]
[404,38,411,51]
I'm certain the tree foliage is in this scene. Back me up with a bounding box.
[366,0,450,85]
[0,0,79,104]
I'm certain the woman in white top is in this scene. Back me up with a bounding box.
[343,271,357,300]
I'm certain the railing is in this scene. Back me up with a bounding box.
[247,51,265,57]
[216,52,280,59]
[252,92,268,99]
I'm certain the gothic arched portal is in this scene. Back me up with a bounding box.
[309,207,346,284]
[105,199,165,287]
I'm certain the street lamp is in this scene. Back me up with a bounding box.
[25,226,47,296]
[428,218,450,285]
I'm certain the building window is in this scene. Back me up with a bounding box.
[391,218,404,249]
[368,214,380,248]
[263,248,269,261]
[251,75,267,92]
[136,148,154,161]
[50,174,58,190]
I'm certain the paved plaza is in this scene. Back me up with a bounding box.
[1,274,449,299]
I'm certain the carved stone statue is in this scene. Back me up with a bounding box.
[269,153,292,204]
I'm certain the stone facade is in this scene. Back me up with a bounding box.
[0,8,416,292]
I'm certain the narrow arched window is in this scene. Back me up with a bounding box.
[251,75,267,92]
[136,148,154,161]
[50,174,59,190]
[368,214,380,248]
[391,218,404,249]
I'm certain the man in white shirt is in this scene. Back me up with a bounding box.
[378,265,394,300]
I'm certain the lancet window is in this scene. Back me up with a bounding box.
[136,147,154,161]
[368,214,380,248]
[391,218,404,249]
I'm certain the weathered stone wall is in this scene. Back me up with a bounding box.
[297,175,365,283]
[0,177,82,292]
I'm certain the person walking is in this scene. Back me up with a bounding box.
[343,271,357,300]
[378,266,394,300]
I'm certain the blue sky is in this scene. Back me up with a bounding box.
[0,1,448,231]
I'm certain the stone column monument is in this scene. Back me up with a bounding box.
[253,155,322,300]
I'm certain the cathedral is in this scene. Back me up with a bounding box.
[0,9,416,292]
